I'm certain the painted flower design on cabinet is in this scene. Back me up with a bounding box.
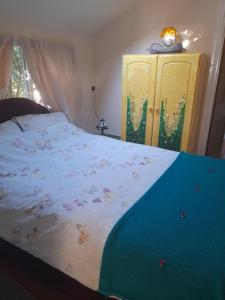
[158,96,186,151]
[126,93,148,145]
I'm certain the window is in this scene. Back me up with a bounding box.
[7,43,42,104]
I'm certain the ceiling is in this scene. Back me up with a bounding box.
[0,0,138,35]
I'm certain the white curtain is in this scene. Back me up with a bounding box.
[0,38,13,99]
[21,39,81,122]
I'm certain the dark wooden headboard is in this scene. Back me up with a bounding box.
[0,98,50,123]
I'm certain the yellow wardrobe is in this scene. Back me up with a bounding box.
[121,53,201,152]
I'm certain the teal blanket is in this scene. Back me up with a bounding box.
[99,153,225,300]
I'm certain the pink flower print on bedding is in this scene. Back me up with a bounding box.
[63,199,88,211]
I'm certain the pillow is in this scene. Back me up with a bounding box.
[0,120,22,135]
[14,112,69,131]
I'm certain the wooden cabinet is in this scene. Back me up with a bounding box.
[121,53,201,152]
[121,55,157,145]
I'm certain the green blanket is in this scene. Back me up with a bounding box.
[99,152,225,300]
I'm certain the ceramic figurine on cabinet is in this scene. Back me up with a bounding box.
[147,26,184,54]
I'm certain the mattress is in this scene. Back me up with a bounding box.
[0,121,178,290]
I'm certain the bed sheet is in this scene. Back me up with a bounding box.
[0,122,178,290]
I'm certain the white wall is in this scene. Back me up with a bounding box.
[94,0,223,137]
[0,26,97,133]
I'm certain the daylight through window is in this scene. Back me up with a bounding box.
[7,43,42,104]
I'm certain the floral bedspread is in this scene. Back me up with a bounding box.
[0,122,178,290]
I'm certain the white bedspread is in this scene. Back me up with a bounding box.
[0,122,178,290]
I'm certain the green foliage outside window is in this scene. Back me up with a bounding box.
[6,45,26,98]
[6,44,42,103]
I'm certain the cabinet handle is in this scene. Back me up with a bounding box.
[155,107,159,114]
[149,107,153,113]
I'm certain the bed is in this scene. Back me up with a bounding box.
[0,98,225,300]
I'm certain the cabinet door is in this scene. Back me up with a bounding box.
[152,54,200,151]
[121,55,157,145]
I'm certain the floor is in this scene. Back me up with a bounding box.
[0,268,35,300]
[221,138,225,158]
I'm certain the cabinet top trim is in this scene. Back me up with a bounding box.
[123,53,202,58]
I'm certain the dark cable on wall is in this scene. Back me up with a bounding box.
[91,86,99,120]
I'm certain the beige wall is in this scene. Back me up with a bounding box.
[94,0,223,137]
[0,0,223,137]
[72,35,96,133]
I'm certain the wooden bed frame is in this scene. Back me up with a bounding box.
[0,98,50,123]
[0,98,108,300]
